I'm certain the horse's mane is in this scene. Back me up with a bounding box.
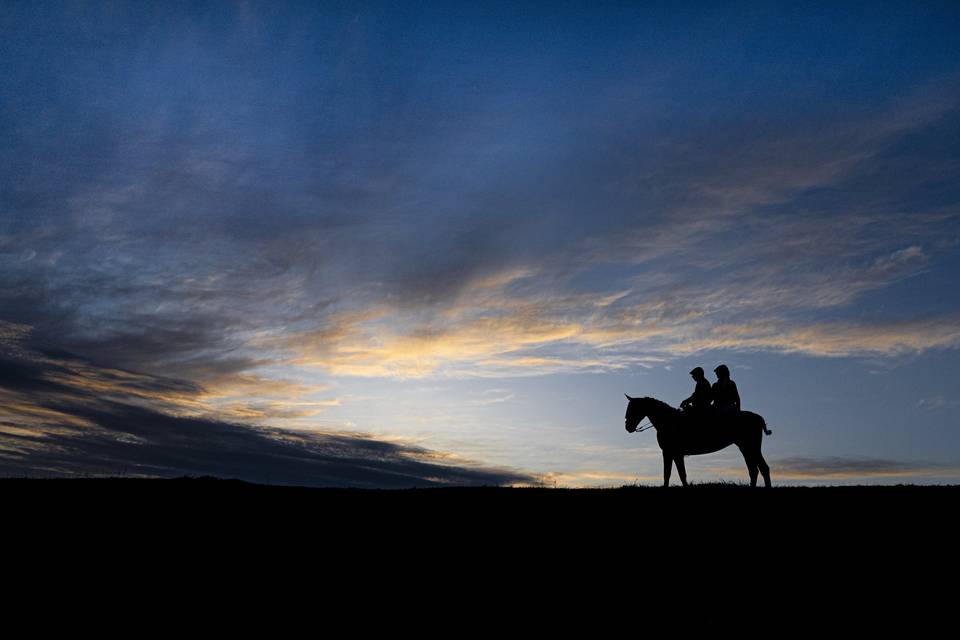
[640,396,679,415]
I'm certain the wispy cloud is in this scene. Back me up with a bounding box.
[917,396,960,411]
[2,3,960,482]
[735,456,960,481]
[270,286,960,378]
[672,316,960,358]
[3,67,958,384]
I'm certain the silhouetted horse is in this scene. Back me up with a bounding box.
[624,395,773,487]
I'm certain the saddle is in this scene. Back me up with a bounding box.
[680,405,740,430]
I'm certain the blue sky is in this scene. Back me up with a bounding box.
[1,1,959,485]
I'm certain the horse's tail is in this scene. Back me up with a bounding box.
[760,415,772,436]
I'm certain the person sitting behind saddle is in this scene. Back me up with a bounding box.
[680,367,712,413]
[711,364,741,415]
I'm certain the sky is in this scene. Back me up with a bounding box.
[2,1,960,486]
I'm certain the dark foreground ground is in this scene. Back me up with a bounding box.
[3,478,955,622]
[5,476,956,542]
[6,475,956,518]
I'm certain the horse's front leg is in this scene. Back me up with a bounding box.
[662,451,673,487]
[674,456,688,487]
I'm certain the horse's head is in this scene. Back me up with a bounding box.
[624,394,646,433]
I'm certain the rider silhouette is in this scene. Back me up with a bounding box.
[680,367,712,413]
[711,364,741,415]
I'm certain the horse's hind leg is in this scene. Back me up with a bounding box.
[757,453,771,488]
[739,447,759,487]
[662,451,673,487]
[674,456,688,487]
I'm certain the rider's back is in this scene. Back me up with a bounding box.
[712,378,740,412]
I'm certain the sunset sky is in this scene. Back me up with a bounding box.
[2,1,959,486]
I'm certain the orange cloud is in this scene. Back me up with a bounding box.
[278,285,960,378]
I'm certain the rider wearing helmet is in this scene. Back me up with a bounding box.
[711,364,741,415]
[680,367,712,412]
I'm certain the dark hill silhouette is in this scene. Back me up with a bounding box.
[4,478,951,625]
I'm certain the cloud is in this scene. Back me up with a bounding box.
[1,4,959,486]
[672,316,960,358]
[273,286,960,378]
[0,337,532,487]
[755,457,960,481]
[917,396,960,411]
[2,9,959,398]
[0,399,531,487]
[470,389,515,406]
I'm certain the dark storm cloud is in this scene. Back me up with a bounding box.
[0,346,530,487]
[0,398,531,487]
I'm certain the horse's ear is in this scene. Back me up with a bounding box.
[625,393,634,400]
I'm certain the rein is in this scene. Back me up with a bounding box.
[634,420,654,433]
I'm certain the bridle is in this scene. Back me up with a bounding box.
[625,397,656,433]
[632,419,654,433]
